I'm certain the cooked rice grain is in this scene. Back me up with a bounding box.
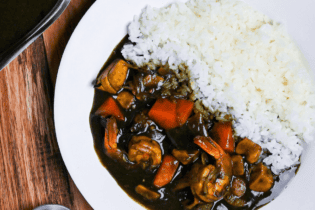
[122,0,315,173]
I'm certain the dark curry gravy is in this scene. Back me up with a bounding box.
[90,36,299,210]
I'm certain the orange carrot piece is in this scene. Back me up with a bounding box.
[193,136,222,159]
[176,99,194,127]
[148,98,177,130]
[148,98,193,130]
[209,121,235,153]
[95,97,124,121]
[153,155,179,188]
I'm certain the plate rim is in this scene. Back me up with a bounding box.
[54,0,315,209]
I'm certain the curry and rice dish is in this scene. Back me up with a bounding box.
[90,0,315,209]
[91,53,299,210]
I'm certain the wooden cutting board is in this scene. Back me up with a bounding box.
[0,0,95,209]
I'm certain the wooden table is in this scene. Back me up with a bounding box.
[0,1,95,209]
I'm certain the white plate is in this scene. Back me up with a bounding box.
[55,0,315,209]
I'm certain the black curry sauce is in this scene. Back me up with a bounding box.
[90,36,298,210]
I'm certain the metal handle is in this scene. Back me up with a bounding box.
[33,204,71,210]
[0,0,71,71]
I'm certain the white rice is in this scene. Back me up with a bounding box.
[122,0,315,174]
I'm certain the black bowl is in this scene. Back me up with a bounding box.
[0,0,70,71]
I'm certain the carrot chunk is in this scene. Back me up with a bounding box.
[95,97,124,121]
[209,121,235,153]
[176,99,194,127]
[153,155,179,188]
[148,98,193,130]
[148,98,177,130]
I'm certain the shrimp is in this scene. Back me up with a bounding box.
[104,117,161,170]
[128,135,162,169]
[192,136,232,202]
[104,116,124,160]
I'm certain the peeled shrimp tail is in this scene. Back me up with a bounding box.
[191,136,233,202]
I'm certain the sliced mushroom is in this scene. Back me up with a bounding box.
[187,113,208,137]
[135,185,160,200]
[157,67,170,76]
[172,149,199,165]
[231,155,245,176]
[194,203,213,210]
[236,138,262,164]
[224,190,247,207]
[116,91,135,109]
[201,152,209,165]
[231,177,246,197]
[224,177,247,207]
[173,163,201,191]
[143,74,164,88]
[96,59,129,94]
[130,110,154,133]
[223,177,247,207]
[249,163,274,192]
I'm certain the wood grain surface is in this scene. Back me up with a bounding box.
[43,0,96,87]
[0,0,95,209]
